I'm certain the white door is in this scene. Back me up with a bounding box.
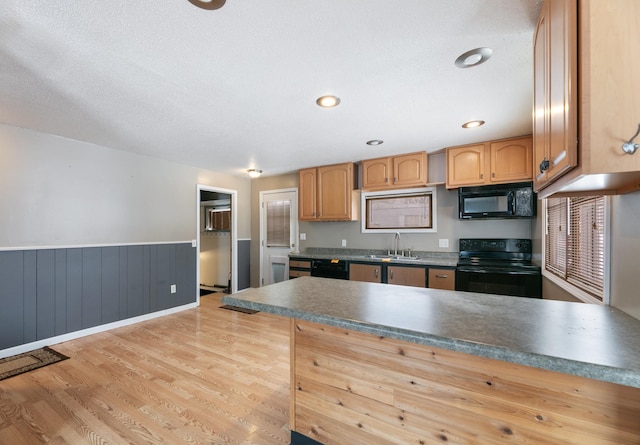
[260,189,298,286]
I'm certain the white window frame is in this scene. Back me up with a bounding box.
[360,187,438,234]
[542,196,611,305]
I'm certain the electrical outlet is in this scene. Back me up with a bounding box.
[170,284,177,294]
[300,233,306,240]
[438,239,449,248]
[341,239,347,247]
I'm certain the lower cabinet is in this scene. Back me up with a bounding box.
[387,265,426,287]
[348,262,455,289]
[349,263,382,283]
[428,268,456,290]
[289,259,311,279]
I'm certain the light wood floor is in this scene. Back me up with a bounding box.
[0,294,291,444]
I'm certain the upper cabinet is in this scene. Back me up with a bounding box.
[533,0,578,191]
[533,0,640,197]
[361,151,427,190]
[299,162,359,221]
[446,136,533,188]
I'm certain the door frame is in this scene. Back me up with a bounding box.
[196,184,238,305]
[259,187,299,287]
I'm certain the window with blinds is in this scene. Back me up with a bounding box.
[545,196,606,301]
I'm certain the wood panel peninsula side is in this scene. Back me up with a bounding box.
[223,277,640,445]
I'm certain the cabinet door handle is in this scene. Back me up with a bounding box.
[622,123,640,154]
[492,172,495,178]
[435,274,448,278]
[539,158,550,173]
[385,177,389,182]
[480,173,484,179]
[390,269,394,280]
[374,269,379,278]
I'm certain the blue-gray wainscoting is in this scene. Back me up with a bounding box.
[0,242,196,351]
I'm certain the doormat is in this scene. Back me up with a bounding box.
[0,346,69,381]
[220,305,259,315]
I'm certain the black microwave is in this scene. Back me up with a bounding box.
[458,182,536,219]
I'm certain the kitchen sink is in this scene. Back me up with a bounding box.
[360,255,421,261]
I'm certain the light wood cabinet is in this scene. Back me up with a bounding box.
[533,0,640,197]
[446,136,533,188]
[349,263,382,283]
[289,259,312,279]
[446,144,485,187]
[299,163,359,221]
[387,265,425,287]
[298,169,317,220]
[361,151,427,190]
[428,268,455,291]
[533,0,578,191]
[289,269,311,278]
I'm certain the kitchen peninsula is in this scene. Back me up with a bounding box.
[223,277,640,445]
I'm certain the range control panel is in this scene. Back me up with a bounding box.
[459,238,532,254]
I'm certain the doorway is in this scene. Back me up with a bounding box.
[197,185,238,302]
[260,188,298,286]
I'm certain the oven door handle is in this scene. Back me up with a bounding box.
[508,190,516,214]
[456,267,538,275]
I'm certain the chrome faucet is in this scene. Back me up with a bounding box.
[394,232,401,256]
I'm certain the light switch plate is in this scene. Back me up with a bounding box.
[300,233,306,240]
[439,239,449,248]
[341,239,347,247]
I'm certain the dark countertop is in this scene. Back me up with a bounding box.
[223,276,640,388]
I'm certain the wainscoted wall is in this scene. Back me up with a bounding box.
[0,242,196,351]
[237,239,250,290]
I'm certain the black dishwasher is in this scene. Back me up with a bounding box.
[311,259,349,280]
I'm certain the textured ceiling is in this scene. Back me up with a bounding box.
[0,0,542,177]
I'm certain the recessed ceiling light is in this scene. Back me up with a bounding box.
[247,168,262,178]
[187,0,226,10]
[462,120,485,129]
[366,140,384,146]
[455,47,493,68]
[316,95,341,108]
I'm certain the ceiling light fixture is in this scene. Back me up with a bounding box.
[462,120,485,129]
[247,168,262,178]
[366,140,384,146]
[455,47,493,68]
[187,0,226,10]
[316,95,341,108]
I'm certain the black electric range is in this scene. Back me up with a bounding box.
[456,238,542,298]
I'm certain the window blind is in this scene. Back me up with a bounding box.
[544,196,605,301]
[266,200,291,247]
[567,196,605,296]
[545,198,567,276]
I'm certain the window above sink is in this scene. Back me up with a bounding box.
[361,187,438,234]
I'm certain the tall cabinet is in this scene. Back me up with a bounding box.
[533,0,640,196]
[299,162,359,221]
[533,0,578,191]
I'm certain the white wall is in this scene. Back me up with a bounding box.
[610,191,640,320]
[0,123,251,248]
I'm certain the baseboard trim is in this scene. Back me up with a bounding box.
[0,302,198,359]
